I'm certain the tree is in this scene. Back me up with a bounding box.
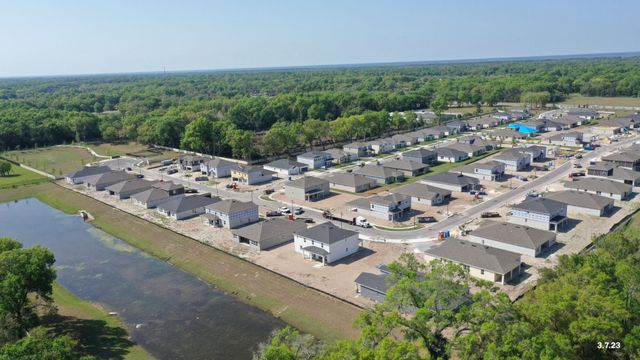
[0,327,79,360]
[0,162,11,177]
[520,91,551,108]
[254,327,323,360]
[300,119,329,150]
[180,118,213,153]
[430,97,448,125]
[227,128,257,161]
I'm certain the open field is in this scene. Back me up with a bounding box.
[0,165,49,189]
[45,283,152,360]
[560,94,640,107]
[0,183,361,341]
[85,142,151,157]
[3,147,97,175]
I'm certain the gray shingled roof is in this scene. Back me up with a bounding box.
[424,239,521,274]
[391,183,451,200]
[513,197,566,215]
[86,171,137,187]
[327,173,377,188]
[231,219,308,244]
[153,181,184,192]
[436,147,468,159]
[66,165,112,179]
[565,178,633,195]
[383,159,429,172]
[294,222,358,245]
[470,221,556,250]
[545,190,614,210]
[158,194,220,213]
[286,176,329,190]
[602,151,640,163]
[368,193,409,207]
[202,158,236,168]
[131,188,172,203]
[265,158,308,170]
[354,165,398,179]
[422,172,480,186]
[206,199,258,214]
[443,143,484,154]
[105,179,157,194]
[298,150,332,159]
[354,272,391,293]
[611,167,640,181]
[403,148,437,158]
[494,149,526,161]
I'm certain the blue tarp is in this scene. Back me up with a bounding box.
[507,123,538,134]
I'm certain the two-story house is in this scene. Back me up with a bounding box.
[347,193,411,221]
[204,199,259,229]
[509,197,568,232]
[296,151,333,169]
[294,223,361,265]
[284,176,330,201]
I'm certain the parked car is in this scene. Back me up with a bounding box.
[195,176,209,181]
[575,154,583,159]
[279,206,291,214]
[167,169,178,175]
[299,217,315,224]
[469,190,486,196]
[263,189,274,195]
[184,188,198,194]
[417,216,437,223]
[126,167,132,171]
[294,207,304,215]
[480,212,501,218]
[516,176,528,181]
[266,211,282,217]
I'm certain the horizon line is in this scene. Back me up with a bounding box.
[2,50,640,81]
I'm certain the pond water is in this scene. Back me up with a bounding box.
[0,198,283,359]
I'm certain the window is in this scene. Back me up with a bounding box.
[480,269,485,275]
[346,247,348,252]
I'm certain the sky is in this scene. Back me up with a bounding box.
[1,0,639,77]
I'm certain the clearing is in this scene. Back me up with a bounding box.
[0,165,49,189]
[3,147,97,175]
[560,94,640,107]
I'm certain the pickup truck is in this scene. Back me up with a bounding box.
[417,216,437,223]
[480,212,501,218]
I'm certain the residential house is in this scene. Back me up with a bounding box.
[347,193,411,221]
[232,218,308,251]
[566,109,600,120]
[402,148,437,165]
[391,134,417,148]
[263,159,308,177]
[390,183,451,206]
[353,165,403,185]
[457,136,499,151]
[591,123,622,137]
[467,221,556,257]
[65,165,112,184]
[565,178,633,200]
[510,197,568,232]
[431,125,453,136]
[284,176,330,201]
[200,158,239,178]
[421,127,445,139]
[153,181,185,196]
[489,129,530,141]
[325,148,355,164]
[423,239,522,284]
[446,120,468,133]
[231,165,276,185]
[368,139,395,155]
[382,159,429,177]
[602,151,640,171]
[421,172,480,192]
[545,190,614,217]
[442,143,486,158]
[293,222,361,265]
[587,162,640,186]
[436,147,469,163]
[519,145,546,162]
[467,116,499,130]
[178,155,209,171]
[457,161,505,181]
[105,179,157,199]
[204,200,259,229]
[548,132,583,146]
[85,171,138,191]
[157,194,220,220]
[343,142,371,158]
[326,173,378,193]
[354,271,391,303]
[131,187,182,209]
[297,151,333,169]
[494,149,530,171]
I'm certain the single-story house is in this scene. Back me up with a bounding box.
[179,155,209,171]
[566,109,600,120]
[66,165,112,184]
[457,136,499,151]
[294,222,361,265]
[467,116,499,130]
[402,148,438,165]
[264,159,309,177]
[353,165,403,185]
[382,159,429,177]
[446,120,468,133]
[347,193,411,221]
[390,183,451,206]
[489,129,530,141]
[157,194,220,220]
[199,158,239,178]
[232,218,308,251]
[431,125,453,136]
[493,149,530,171]
[587,163,640,186]
[297,151,333,169]
[326,173,378,193]
[85,171,138,191]
[421,127,445,139]
[105,179,157,199]
[131,188,182,209]
[421,172,480,192]
[467,221,556,257]
[545,190,614,217]
[354,271,391,303]
[284,176,330,201]
[591,123,622,137]
[602,151,640,171]
[391,134,418,148]
[152,181,185,196]
[548,132,583,146]
[564,178,633,200]
[369,139,395,155]
[423,239,522,284]
[325,148,356,164]
[231,165,276,185]
[343,142,371,158]
[204,199,259,229]
[442,143,486,158]
[457,162,505,181]
[436,147,469,163]
[510,197,568,232]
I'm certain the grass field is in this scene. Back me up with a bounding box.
[0,165,49,189]
[3,147,97,175]
[85,142,150,157]
[45,283,152,360]
[0,183,361,342]
[561,94,640,107]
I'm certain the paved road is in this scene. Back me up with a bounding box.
[100,133,639,243]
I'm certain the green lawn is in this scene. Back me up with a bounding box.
[0,165,49,189]
[560,94,640,107]
[3,147,97,175]
[45,283,152,360]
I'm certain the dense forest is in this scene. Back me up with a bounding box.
[1,56,640,159]
[254,226,640,360]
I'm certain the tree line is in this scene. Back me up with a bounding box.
[254,226,640,359]
[2,56,640,158]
